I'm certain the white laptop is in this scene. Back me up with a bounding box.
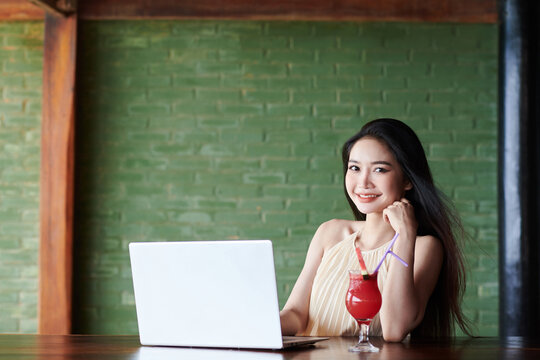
[129,240,328,350]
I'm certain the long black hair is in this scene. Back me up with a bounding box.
[341,118,472,338]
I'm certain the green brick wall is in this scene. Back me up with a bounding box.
[0,20,498,336]
[74,21,498,335]
[0,21,42,333]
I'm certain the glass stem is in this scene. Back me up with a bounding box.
[359,323,370,343]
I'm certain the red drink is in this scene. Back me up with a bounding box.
[345,271,382,325]
[345,270,382,352]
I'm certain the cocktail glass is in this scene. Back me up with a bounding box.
[345,270,382,352]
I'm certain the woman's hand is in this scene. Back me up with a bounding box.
[382,198,418,236]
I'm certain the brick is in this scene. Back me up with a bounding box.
[314,22,359,36]
[239,199,285,212]
[240,36,288,49]
[4,36,42,47]
[431,116,474,131]
[196,172,243,185]
[266,104,311,116]
[125,75,171,87]
[218,22,263,35]
[219,49,263,61]
[263,158,309,170]
[410,50,456,63]
[196,199,237,210]
[264,212,307,226]
[291,36,336,50]
[148,88,193,101]
[384,90,428,103]
[289,64,335,76]
[244,63,287,76]
[430,144,474,158]
[288,171,333,185]
[246,143,291,157]
[150,35,196,48]
[220,127,264,144]
[243,173,286,184]
[293,90,336,103]
[243,90,288,103]
[196,61,242,75]
[340,36,383,50]
[219,103,264,116]
[128,103,170,116]
[196,89,240,102]
[361,103,405,119]
[453,160,496,173]
[340,90,382,103]
[173,75,221,87]
[200,143,245,156]
[455,186,496,201]
[215,184,261,198]
[263,185,308,198]
[266,49,315,63]
[316,76,357,89]
[319,50,360,63]
[105,36,149,48]
[215,212,261,223]
[364,49,409,63]
[315,104,358,116]
[173,101,219,115]
[266,22,313,36]
[171,22,217,36]
[268,77,312,89]
[245,228,289,242]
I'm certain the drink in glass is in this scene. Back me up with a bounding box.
[345,270,382,352]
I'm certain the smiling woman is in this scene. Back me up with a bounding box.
[279,118,471,341]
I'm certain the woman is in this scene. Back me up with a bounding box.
[280,118,471,341]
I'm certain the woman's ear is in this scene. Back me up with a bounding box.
[404,180,413,191]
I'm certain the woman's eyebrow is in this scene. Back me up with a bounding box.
[372,160,393,166]
[348,159,393,166]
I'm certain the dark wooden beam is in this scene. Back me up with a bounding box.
[77,0,497,22]
[2,0,498,22]
[39,12,77,335]
[27,0,76,17]
[0,0,44,19]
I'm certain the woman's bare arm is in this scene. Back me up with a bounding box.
[280,220,347,335]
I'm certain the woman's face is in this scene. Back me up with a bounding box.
[345,137,412,215]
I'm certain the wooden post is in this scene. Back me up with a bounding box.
[39,12,77,335]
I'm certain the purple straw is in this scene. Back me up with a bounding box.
[373,233,409,274]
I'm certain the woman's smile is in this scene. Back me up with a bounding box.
[355,193,381,202]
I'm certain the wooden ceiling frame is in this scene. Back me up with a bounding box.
[3,0,497,22]
[38,6,77,335]
[28,0,76,17]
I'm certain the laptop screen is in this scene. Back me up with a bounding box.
[129,240,284,349]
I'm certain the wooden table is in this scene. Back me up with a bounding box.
[1,334,539,359]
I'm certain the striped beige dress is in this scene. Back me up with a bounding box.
[299,230,392,337]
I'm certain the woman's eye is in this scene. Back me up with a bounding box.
[374,167,389,173]
[348,165,360,171]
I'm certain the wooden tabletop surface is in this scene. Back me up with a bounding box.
[0,334,539,359]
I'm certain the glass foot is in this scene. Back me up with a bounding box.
[348,341,380,353]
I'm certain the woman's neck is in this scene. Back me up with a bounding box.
[358,213,396,250]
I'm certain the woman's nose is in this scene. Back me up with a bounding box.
[356,170,371,189]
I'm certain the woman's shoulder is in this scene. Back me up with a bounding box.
[313,219,364,252]
[414,234,444,262]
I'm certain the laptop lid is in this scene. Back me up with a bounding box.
[129,240,284,349]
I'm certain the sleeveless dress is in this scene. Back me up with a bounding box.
[299,230,392,337]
